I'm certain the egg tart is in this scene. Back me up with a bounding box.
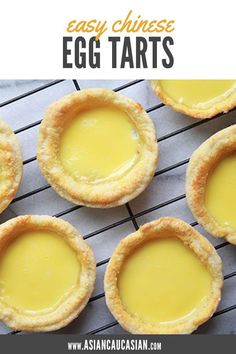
[0,119,22,214]
[104,217,222,334]
[186,125,236,244]
[0,215,96,332]
[150,80,236,119]
[37,88,158,208]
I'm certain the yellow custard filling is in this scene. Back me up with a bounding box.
[59,106,141,183]
[0,231,80,313]
[205,153,236,231]
[158,80,236,108]
[118,237,212,324]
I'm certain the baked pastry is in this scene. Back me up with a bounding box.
[0,119,22,213]
[104,217,223,334]
[186,125,236,244]
[37,88,158,208]
[0,215,96,332]
[150,80,236,119]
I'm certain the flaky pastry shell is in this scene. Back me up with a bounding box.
[37,88,158,208]
[150,80,236,119]
[0,119,22,213]
[0,215,96,332]
[104,217,223,334]
[186,125,236,244]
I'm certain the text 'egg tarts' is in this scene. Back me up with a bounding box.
[186,125,236,244]
[150,80,236,119]
[0,215,96,332]
[0,119,22,214]
[104,217,223,334]
[37,88,158,208]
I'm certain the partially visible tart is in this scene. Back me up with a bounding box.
[186,125,236,244]
[0,119,22,213]
[0,215,96,332]
[150,80,236,119]
[37,88,158,208]
[104,217,222,334]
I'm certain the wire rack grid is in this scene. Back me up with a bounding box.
[0,79,235,335]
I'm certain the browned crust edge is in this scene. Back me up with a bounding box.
[0,119,22,214]
[37,88,158,208]
[186,124,236,244]
[0,215,96,332]
[104,217,223,334]
[150,80,236,119]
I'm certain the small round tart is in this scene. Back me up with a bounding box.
[186,125,236,244]
[0,215,96,332]
[37,88,158,208]
[0,119,22,214]
[104,217,222,334]
[150,80,236,119]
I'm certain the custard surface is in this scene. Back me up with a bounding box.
[118,237,212,323]
[205,153,236,231]
[158,80,236,108]
[0,231,80,312]
[59,106,141,183]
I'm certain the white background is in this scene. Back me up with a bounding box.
[0,0,235,78]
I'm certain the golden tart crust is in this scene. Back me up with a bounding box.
[0,215,96,332]
[37,88,158,208]
[0,119,22,213]
[150,80,236,119]
[104,217,223,334]
[186,125,236,244]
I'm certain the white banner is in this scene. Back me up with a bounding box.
[0,0,235,78]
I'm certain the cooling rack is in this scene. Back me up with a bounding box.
[0,79,236,335]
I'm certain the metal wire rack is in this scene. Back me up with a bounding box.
[0,79,235,335]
